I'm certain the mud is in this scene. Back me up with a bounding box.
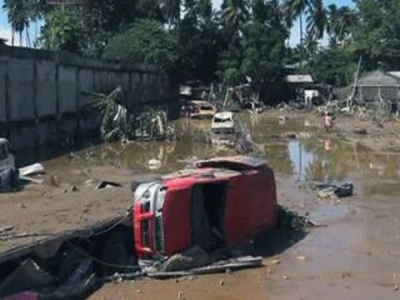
[2,110,400,299]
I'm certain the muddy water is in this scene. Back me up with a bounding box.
[40,112,400,300]
[43,113,400,195]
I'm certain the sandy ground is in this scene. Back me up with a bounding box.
[1,109,400,299]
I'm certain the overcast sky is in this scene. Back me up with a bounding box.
[0,0,355,47]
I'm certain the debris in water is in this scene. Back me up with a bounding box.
[317,183,354,200]
[95,181,122,190]
[87,86,175,142]
[148,159,162,170]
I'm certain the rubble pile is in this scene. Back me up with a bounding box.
[89,86,175,142]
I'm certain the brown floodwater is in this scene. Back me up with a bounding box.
[43,113,400,197]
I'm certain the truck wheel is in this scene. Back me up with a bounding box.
[100,230,134,275]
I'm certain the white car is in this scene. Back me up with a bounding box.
[210,111,244,146]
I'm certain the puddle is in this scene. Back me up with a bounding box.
[308,204,352,224]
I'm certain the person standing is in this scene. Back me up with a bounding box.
[324,110,333,132]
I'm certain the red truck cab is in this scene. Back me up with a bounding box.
[133,156,277,259]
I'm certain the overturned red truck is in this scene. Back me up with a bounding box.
[133,156,278,259]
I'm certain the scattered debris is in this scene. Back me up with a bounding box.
[354,128,368,135]
[95,181,122,190]
[19,164,44,177]
[88,86,175,142]
[0,225,13,234]
[296,255,307,261]
[268,259,281,266]
[148,159,162,170]
[0,259,55,297]
[157,246,210,273]
[147,256,263,279]
[317,183,354,200]
[19,176,44,185]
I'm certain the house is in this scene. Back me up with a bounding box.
[350,70,400,104]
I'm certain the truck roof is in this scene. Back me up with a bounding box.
[161,156,267,189]
[162,167,241,189]
[195,156,266,169]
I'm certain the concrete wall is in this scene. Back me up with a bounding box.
[0,47,178,151]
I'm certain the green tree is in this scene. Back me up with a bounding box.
[353,0,400,70]
[327,4,358,44]
[306,0,326,41]
[242,20,286,102]
[283,0,309,50]
[103,19,179,74]
[222,0,250,30]
[3,0,30,46]
[160,0,181,27]
[179,0,222,83]
[38,8,82,52]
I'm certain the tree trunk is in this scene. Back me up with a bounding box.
[19,31,23,47]
[11,28,15,46]
[300,14,303,68]
[26,29,31,48]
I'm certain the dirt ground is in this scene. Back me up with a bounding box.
[1,109,400,299]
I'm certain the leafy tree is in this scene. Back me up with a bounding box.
[222,0,250,31]
[160,0,180,27]
[38,8,82,52]
[242,20,286,101]
[103,19,179,74]
[327,4,358,44]
[3,0,30,46]
[283,0,309,49]
[306,0,326,41]
[353,0,400,70]
[179,0,222,83]
[307,42,358,86]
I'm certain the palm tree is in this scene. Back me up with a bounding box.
[2,0,31,46]
[327,4,357,44]
[306,0,327,41]
[160,0,181,28]
[283,0,309,48]
[222,0,250,30]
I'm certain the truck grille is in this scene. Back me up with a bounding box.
[141,220,150,247]
[154,215,164,253]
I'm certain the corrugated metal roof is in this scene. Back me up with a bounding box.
[357,70,400,86]
[286,74,314,83]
